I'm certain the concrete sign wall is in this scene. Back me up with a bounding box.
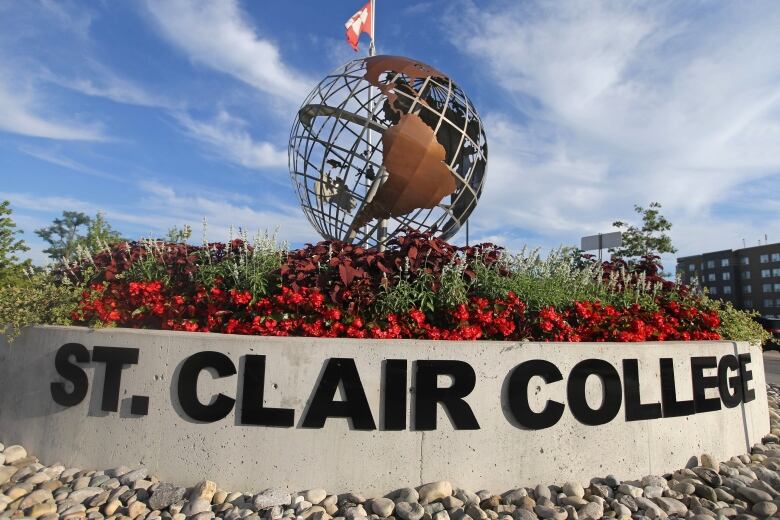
[0,326,769,494]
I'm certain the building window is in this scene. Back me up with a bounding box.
[741,257,750,265]
[745,299,753,308]
[762,269,771,278]
[688,264,695,271]
[773,253,780,262]
[774,268,780,277]
[765,298,774,308]
[761,254,770,263]
[775,283,780,292]
[707,260,715,269]
[710,286,718,295]
[744,286,752,294]
[721,258,730,267]
[708,273,716,282]
[764,284,773,292]
[743,271,751,279]
[723,285,732,295]
[723,272,731,281]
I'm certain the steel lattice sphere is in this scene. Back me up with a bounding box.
[289,55,488,247]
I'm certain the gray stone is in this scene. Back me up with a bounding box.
[296,501,314,515]
[373,499,395,518]
[562,484,584,500]
[512,510,538,520]
[533,506,566,520]
[672,484,696,495]
[420,483,453,506]
[653,498,687,515]
[304,491,328,506]
[455,491,480,507]
[589,484,613,499]
[749,481,779,498]
[396,502,425,520]
[182,499,212,516]
[396,489,420,505]
[634,497,667,519]
[576,502,602,520]
[253,490,291,511]
[504,491,528,507]
[618,496,638,513]
[466,504,487,520]
[644,487,663,500]
[641,477,668,490]
[149,483,187,510]
[443,498,465,510]
[695,485,719,503]
[736,488,773,505]
[434,511,451,520]
[701,455,721,474]
[118,468,147,486]
[535,488,552,501]
[751,502,777,517]
[558,498,587,508]
[605,476,621,489]
[694,469,723,488]
[69,488,104,504]
[426,503,445,515]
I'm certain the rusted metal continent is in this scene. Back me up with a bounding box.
[353,112,455,228]
[364,55,445,117]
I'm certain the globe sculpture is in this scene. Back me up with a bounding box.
[289,55,488,247]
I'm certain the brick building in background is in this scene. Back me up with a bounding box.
[676,243,780,318]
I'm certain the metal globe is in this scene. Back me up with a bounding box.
[289,55,487,247]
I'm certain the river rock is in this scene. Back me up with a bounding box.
[653,497,687,515]
[751,501,777,517]
[149,483,186,510]
[535,487,551,501]
[577,502,602,520]
[503,490,527,507]
[420,482,453,505]
[69,488,104,504]
[253,489,291,510]
[396,502,425,520]
[735,487,773,504]
[532,506,566,520]
[372,498,395,517]
[562,483,584,500]
[512,510,538,520]
[3,446,27,465]
[396,488,420,505]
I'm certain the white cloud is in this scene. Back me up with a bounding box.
[144,0,311,104]
[0,79,106,141]
[16,145,121,181]
[454,1,780,255]
[172,110,288,170]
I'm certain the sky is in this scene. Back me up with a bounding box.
[1,0,780,270]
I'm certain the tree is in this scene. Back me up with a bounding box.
[82,211,124,252]
[609,202,677,260]
[36,211,125,261]
[0,201,31,285]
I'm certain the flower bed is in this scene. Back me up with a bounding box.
[60,232,753,342]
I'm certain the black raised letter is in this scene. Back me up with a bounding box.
[240,355,294,427]
[567,359,622,426]
[302,358,376,430]
[623,359,662,421]
[738,353,756,403]
[177,351,236,422]
[91,346,140,412]
[660,358,696,417]
[506,360,564,429]
[51,343,90,407]
[414,360,479,430]
[691,356,721,413]
[718,354,742,408]
[383,360,407,430]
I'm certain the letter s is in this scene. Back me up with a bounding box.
[51,343,90,407]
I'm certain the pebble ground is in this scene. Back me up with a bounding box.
[2,385,780,520]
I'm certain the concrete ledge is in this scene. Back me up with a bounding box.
[0,326,769,494]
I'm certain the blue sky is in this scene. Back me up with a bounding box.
[2,1,780,269]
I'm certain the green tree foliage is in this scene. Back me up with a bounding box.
[82,212,124,252]
[0,200,31,285]
[36,211,124,261]
[610,202,677,259]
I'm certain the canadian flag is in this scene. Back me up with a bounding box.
[345,2,372,52]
